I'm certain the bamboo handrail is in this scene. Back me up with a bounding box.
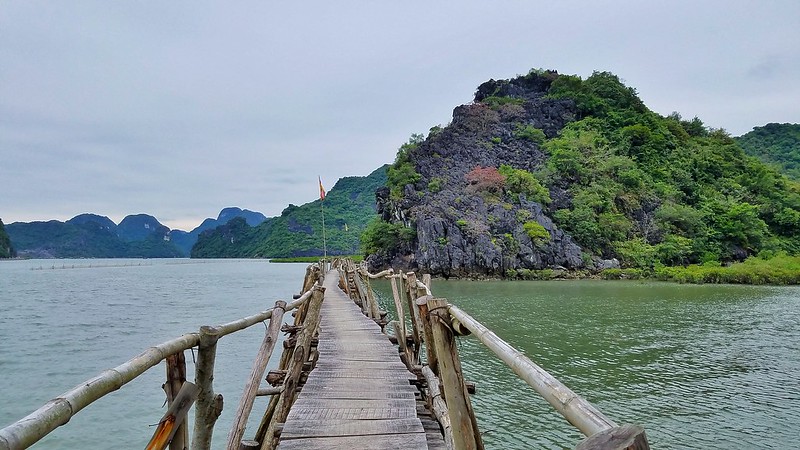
[0,282,318,450]
[447,304,618,437]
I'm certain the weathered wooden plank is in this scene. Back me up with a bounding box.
[287,398,417,412]
[298,382,418,393]
[286,407,419,421]
[277,433,429,450]
[313,360,408,370]
[293,390,416,400]
[282,418,424,438]
[304,370,415,380]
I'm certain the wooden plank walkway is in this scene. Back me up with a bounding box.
[277,269,437,449]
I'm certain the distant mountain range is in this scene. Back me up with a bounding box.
[5,207,267,258]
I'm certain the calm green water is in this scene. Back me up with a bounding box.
[374,280,800,449]
[1,261,798,449]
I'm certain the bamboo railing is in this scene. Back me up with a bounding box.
[0,261,326,450]
[343,259,650,450]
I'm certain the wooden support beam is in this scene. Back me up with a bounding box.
[226,301,287,450]
[255,386,284,397]
[146,382,200,450]
[422,366,454,450]
[165,352,188,450]
[428,298,483,450]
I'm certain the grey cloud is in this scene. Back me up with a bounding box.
[2,0,799,229]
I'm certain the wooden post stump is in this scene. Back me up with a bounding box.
[575,425,650,450]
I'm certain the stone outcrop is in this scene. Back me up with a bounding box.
[368,71,586,276]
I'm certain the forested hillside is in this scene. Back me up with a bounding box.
[191,166,388,258]
[363,69,800,276]
[736,123,800,180]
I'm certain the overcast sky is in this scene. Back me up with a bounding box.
[1,1,798,231]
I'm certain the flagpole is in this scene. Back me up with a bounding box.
[321,198,327,261]
[319,177,327,262]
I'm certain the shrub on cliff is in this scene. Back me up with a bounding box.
[360,218,415,255]
[465,166,506,195]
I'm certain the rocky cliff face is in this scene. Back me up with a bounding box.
[0,219,14,258]
[368,71,585,276]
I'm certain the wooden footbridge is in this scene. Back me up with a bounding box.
[0,259,650,450]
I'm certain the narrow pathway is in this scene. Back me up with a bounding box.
[276,269,430,449]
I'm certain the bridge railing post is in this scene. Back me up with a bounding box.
[192,326,224,450]
[415,296,438,374]
[428,298,483,450]
[389,275,412,366]
[404,272,423,364]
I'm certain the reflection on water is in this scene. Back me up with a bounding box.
[375,280,800,449]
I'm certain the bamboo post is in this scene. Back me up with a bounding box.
[575,425,650,450]
[428,298,483,450]
[165,352,188,450]
[422,366,454,450]
[226,301,287,450]
[415,296,438,373]
[146,382,200,450]
[192,326,224,450]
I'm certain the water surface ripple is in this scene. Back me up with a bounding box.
[2,261,798,449]
[375,279,800,449]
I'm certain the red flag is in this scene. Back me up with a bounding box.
[319,176,326,200]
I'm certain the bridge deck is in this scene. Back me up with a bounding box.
[277,269,437,449]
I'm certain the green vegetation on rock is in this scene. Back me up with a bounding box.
[362,68,800,281]
[360,218,416,255]
[539,71,800,268]
[387,135,423,200]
